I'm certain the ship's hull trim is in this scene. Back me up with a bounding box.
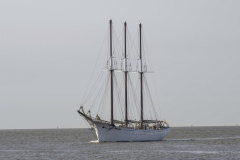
[94,122,170,142]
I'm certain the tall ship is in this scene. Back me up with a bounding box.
[77,20,170,142]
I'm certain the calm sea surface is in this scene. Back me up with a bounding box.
[0,126,240,160]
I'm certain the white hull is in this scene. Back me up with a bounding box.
[94,122,170,142]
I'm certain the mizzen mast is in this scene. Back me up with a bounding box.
[110,19,114,125]
[139,23,143,128]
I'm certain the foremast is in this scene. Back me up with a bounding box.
[124,22,128,127]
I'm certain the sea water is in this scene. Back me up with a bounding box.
[0,126,240,159]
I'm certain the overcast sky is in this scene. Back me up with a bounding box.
[0,0,240,129]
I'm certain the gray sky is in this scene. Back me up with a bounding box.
[0,0,240,129]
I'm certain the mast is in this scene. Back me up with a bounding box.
[139,23,143,128]
[124,22,128,127]
[110,19,114,125]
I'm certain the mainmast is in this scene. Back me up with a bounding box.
[110,20,114,125]
[124,22,128,127]
[139,23,143,128]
